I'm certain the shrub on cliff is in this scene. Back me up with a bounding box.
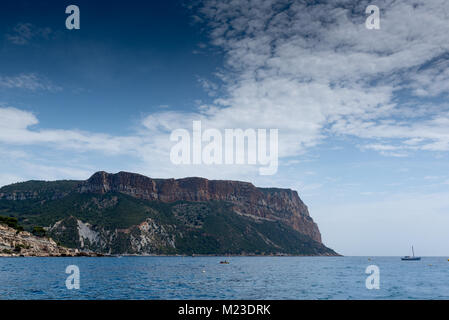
[32,226,47,237]
[0,215,22,231]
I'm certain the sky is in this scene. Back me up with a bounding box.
[1,0,449,256]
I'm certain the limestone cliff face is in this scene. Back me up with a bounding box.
[48,216,176,255]
[0,223,97,257]
[78,171,322,243]
[0,191,40,201]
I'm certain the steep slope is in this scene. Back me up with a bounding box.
[0,223,97,257]
[78,171,322,242]
[0,171,337,256]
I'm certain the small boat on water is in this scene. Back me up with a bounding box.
[401,246,421,261]
[220,260,230,264]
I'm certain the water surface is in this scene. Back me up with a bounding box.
[1,256,448,299]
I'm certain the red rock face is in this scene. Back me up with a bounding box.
[78,171,322,243]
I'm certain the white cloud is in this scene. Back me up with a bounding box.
[2,0,449,185]
[337,114,449,152]
[16,162,93,182]
[175,0,449,156]
[0,107,267,182]
[0,74,61,92]
[0,107,139,152]
[6,23,53,45]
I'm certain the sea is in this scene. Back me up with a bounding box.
[0,256,448,300]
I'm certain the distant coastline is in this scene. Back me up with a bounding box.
[0,171,339,257]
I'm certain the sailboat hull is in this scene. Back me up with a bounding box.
[401,257,421,261]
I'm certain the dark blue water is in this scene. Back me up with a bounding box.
[1,256,448,299]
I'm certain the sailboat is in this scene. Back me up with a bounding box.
[401,246,421,261]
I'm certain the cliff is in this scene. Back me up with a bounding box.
[78,171,322,242]
[0,171,337,256]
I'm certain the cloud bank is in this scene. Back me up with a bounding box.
[1,0,449,182]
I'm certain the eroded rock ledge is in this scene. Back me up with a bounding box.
[0,224,100,257]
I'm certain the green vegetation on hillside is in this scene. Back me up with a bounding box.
[32,226,47,237]
[0,215,24,232]
[0,180,80,193]
[0,179,336,255]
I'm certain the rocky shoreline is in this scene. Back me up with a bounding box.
[1,219,339,258]
[0,223,101,257]
[1,221,338,258]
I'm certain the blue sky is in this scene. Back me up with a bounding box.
[1,0,449,256]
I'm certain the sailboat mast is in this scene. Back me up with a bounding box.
[412,246,415,257]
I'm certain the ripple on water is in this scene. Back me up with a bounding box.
[1,256,449,299]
